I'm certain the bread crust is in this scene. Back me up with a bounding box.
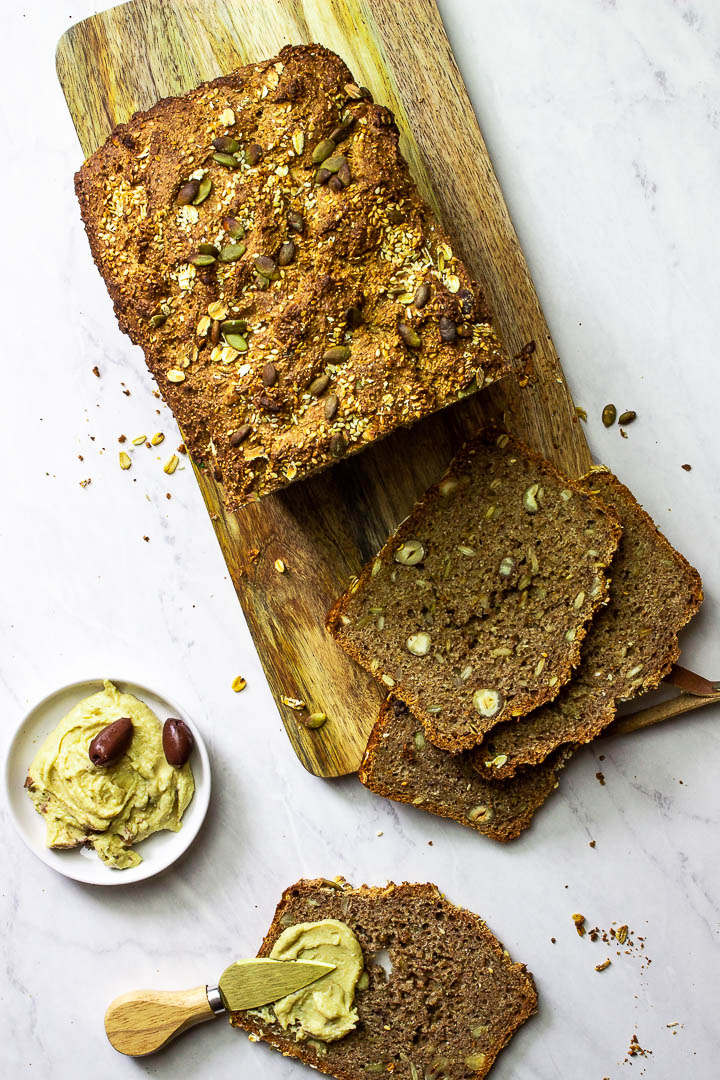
[327,431,622,751]
[358,697,570,841]
[229,877,538,1079]
[74,44,511,510]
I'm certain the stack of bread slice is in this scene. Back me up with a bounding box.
[328,432,702,840]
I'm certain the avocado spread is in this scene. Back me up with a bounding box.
[25,680,194,869]
[269,920,363,1043]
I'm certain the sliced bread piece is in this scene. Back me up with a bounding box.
[359,697,570,841]
[470,470,703,780]
[327,432,621,751]
[230,877,537,1079]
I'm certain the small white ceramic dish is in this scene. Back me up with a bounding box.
[4,677,211,886]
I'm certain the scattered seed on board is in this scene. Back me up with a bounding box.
[602,404,617,427]
[274,558,286,573]
[231,676,247,692]
[119,451,131,470]
[618,410,637,425]
[163,455,179,475]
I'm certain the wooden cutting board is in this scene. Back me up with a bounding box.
[57,0,591,777]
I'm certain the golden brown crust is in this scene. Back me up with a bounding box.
[327,431,622,752]
[74,44,511,510]
[229,877,538,1080]
[470,469,703,778]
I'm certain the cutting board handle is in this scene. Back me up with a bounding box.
[105,985,216,1056]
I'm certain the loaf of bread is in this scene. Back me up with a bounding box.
[230,877,537,1079]
[471,470,703,779]
[74,44,511,509]
[359,697,570,841]
[327,431,622,752]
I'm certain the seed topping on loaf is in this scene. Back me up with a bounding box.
[75,45,512,508]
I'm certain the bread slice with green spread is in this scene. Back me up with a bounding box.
[327,432,621,752]
[470,470,703,779]
[359,697,571,840]
[230,877,537,1079]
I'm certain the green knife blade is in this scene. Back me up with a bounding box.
[217,958,335,1011]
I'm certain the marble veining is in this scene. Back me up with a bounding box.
[1,1,719,1077]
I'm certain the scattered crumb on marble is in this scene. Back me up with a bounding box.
[596,771,606,785]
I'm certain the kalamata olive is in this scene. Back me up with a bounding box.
[89,717,134,767]
[162,718,194,768]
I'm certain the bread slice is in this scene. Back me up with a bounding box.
[74,44,512,510]
[470,470,703,779]
[229,877,537,1079]
[327,432,622,751]
[359,697,570,841]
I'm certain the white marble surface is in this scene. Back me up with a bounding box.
[1,1,719,1076]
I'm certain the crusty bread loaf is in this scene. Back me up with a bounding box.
[359,697,570,841]
[471,470,703,779]
[327,431,622,751]
[229,878,537,1079]
[75,44,511,510]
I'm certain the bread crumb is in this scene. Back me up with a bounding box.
[92,366,100,377]
[596,771,606,785]
[376,830,384,837]
[572,913,586,937]
[681,463,692,471]
[595,958,611,972]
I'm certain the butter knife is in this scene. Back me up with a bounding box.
[105,957,335,1056]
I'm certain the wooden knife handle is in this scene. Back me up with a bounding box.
[104,985,216,1056]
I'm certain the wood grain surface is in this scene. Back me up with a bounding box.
[57,0,591,776]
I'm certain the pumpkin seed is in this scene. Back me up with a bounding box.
[522,483,540,513]
[189,253,216,267]
[398,323,421,348]
[337,163,351,187]
[212,135,240,153]
[394,539,425,565]
[346,305,363,328]
[262,363,278,387]
[254,254,276,277]
[305,712,327,730]
[278,240,295,266]
[323,345,350,363]
[407,632,431,656]
[222,216,244,238]
[439,315,457,343]
[176,180,199,205]
[246,143,263,165]
[309,374,331,397]
[213,151,240,168]
[315,167,331,185]
[150,313,167,328]
[324,394,339,421]
[413,283,430,309]
[193,177,212,205]
[472,688,503,718]
[618,410,636,425]
[229,425,251,446]
[312,138,336,164]
[221,319,247,334]
[329,115,354,143]
[329,432,346,456]
[224,333,247,351]
[287,210,305,233]
[323,154,347,173]
[602,403,617,427]
[219,243,246,262]
[328,175,343,192]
